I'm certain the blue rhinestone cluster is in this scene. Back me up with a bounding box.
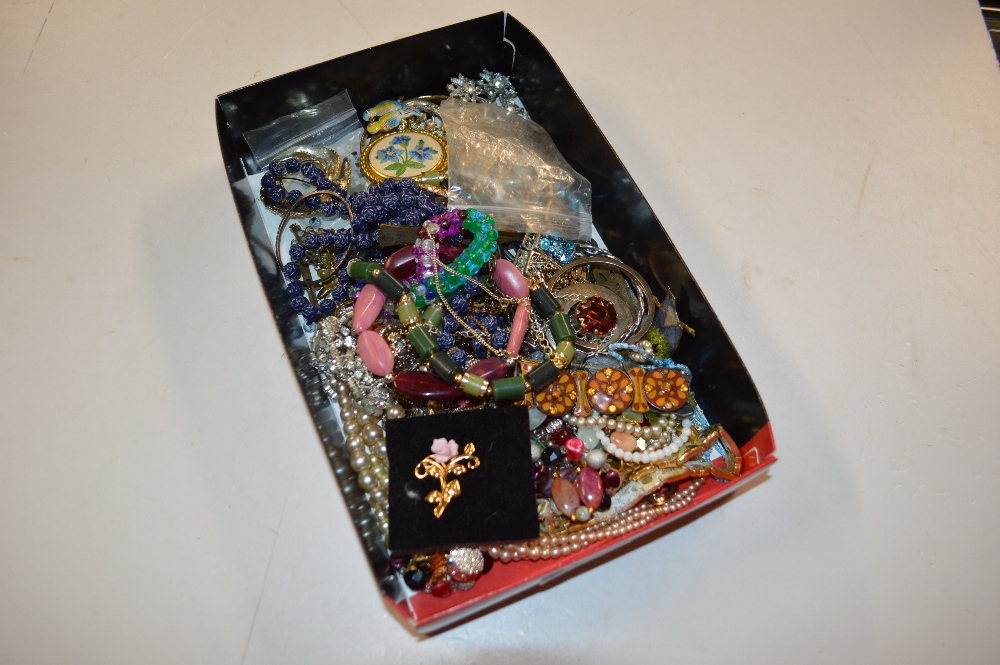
[538,235,576,264]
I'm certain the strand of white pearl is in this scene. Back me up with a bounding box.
[335,380,395,537]
[562,413,695,463]
[488,478,706,563]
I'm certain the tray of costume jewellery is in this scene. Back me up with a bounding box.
[216,12,775,633]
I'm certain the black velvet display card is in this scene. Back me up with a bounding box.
[386,406,539,553]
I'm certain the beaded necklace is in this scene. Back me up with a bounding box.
[347,209,578,402]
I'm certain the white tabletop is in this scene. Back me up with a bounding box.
[3,1,999,662]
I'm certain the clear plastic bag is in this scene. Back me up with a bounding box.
[243,90,362,171]
[439,98,593,241]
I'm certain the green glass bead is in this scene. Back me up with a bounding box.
[397,297,419,325]
[460,372,488,397]
[530,286,562,320]
[407,325,439,360]
[492,376,527,402]
[525,360,560,391]
[372,269,407,301]
[549,312,575,343]
[556,339,576,365]
[428,350,461,383]
[347,260,378,281]
[422,303,443,328]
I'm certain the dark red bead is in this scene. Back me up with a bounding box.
[430,579,452,597]
[439,243,463,263]
[469,357,509,381]
[602,469,622,493]
[480,553,494,575]
[394,371,463,400]
[551,428,572,447]
[384,246,416,280]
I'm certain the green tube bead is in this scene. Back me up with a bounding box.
[407,325,439,360]
[460,372,488,397]
[372,269,407,301]
[428,350,462,383]
[529,286,561,319]
[347,260,378,281]
[549,312,575,343]
[421,302,444,328]
[556,339,576,365]
[525,360,560,391]
[491,376,527,402]
[396,296,419,325]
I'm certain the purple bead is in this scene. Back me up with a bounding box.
[318,299,337,316]
[383,194,399,211]
[398,177,415,190]
[287,190,302,203]
[284,157,300,172]
[448,347,468,365]
[288,244,305,260]
[302,234,319,249]
[283,262,300,279]
[268,161,286,176]
[290,296,308,312]
[261,174,276,189]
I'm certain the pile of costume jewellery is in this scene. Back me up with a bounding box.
[261,71,744,598]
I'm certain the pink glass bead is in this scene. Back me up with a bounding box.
[352,283,386,334]
[357,330,394,377]
[492,259,529,299]
[551,477,581,517]
[506,302,531,356]
[565,437,585,462]
[610,431,638,452]
[576,467,604,509]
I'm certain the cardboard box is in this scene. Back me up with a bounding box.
[216,11,775,634]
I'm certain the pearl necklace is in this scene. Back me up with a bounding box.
[488,478,706,563]
[561,413,697,464]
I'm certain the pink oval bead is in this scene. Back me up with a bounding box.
[565,437,585,462]
[576,467,604,509]
[492,259,529,299]
[352,283,386,334]
[551,477,581,517]
[357,330,394,377]
[610,431,638,452]
[506,302,531,356]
